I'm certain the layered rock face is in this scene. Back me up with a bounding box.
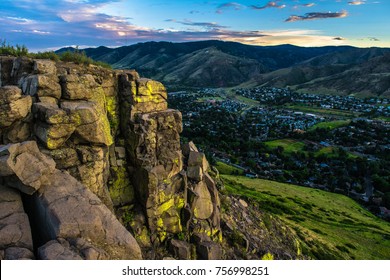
[119,73,221,248]
[0,56,221,260]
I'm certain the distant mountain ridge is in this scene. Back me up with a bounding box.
[58,41,390,97]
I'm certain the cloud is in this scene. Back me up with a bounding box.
[348,1,366,5]
[165,19,228,30]
[0,0,351,50]
[356,37,380,42]
[5,16,35,24]
[251,1,286,10]
[293,3,316,9]
[285,11,348,22]
[333,37,346,41]
[0,0,139,46]
[213,29,348,47]
[32,29,51,35]
[302,3,316,7]
[110,28,346,48]
[0,15,52,36]
[216,2,245,14]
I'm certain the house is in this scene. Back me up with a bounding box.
[245,172,258,178]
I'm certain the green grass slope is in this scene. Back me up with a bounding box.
[264,139,306,154]
[221,175,390,259]
[309,120,351,131]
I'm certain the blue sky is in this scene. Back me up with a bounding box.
[0,0,389,51]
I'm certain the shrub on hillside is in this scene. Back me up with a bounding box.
[0,39,28,56]
[0,39,111,69]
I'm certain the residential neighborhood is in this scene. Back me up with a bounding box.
[168,87,390,221]
[236,87,390,117]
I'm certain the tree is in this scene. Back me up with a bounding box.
[245,159,256,169]
[372,175,390,193]
[275,146,284,155]
[383,192,390,209]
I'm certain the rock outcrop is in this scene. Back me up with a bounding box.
[1,141,141,260]
[119,72,221,250]
[0,56,221,260]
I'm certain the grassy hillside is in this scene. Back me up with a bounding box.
[215,161,244,175]
[221,174,390,259]
[264,139,306,154]
[309,120,351,131]
[284,105,358,118]
[73,41,390,96]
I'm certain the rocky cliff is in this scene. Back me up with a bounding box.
[0,56,221,260]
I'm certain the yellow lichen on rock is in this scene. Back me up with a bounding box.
[106,95,119,136]
[108,166,134,206]
[261,252,274,260]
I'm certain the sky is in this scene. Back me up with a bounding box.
[0,0,389,51]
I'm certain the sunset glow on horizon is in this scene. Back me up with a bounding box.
[0,0,389,51]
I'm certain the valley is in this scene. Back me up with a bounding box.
[168,87,390,221]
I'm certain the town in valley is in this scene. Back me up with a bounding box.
[168,87,390,220]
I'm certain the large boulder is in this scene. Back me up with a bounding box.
[2,121,31,143]
[0,140,142,259]
[33,59,57,75]
[2,247,35,260]
[61,100,113,146]
[60,74,97,100]
[33,103,72,125]
[38,238,110,260]
[170,239,191,260]
[0,141,56,194]
[33,98,114,149]
[20,74,61,99]
[137,78,167,99]
[182,142,221,243]
[0,213,33,251]
[0,86,32,128]
[34,122,76,150]
[38,240,83,260]
[192,181,214,220]
[29,169,142,259]
[182,141,199,158]
[196,241,222,260]
[32,103,76,149]
[118,75,168,117]
[0,185,34,259]
[187,151,209,182]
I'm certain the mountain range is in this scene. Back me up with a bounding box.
[59,41,390,97]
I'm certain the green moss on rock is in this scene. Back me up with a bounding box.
[106,95,119,136]
[108,166,135,206]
